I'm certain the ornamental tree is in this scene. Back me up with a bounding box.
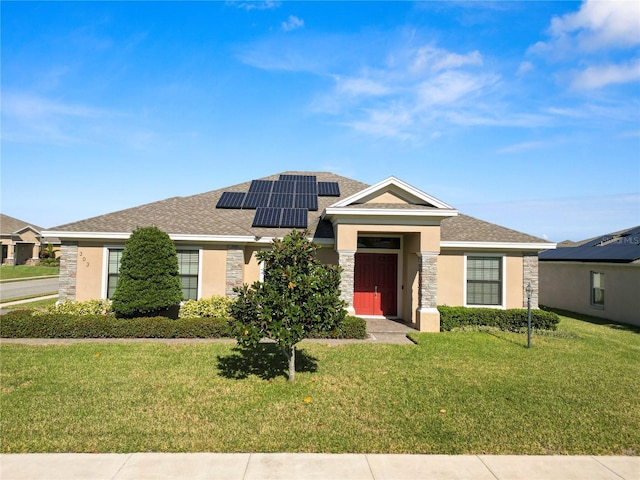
[230,230,347,381]
[111,226,183,319]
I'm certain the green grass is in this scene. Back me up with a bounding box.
[0,265,59,280]
[2,297,58,309]
[1,313,638,454]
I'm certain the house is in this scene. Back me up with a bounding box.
[42,172,555,331]
[1,214,60,266]
[539,226,640,326]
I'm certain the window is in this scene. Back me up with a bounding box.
[106,247,199,301]
[177,249,199,300]
[466,256,502,306]
[591,272,604,307]
[106,248,124,299]
[357,237,400,249]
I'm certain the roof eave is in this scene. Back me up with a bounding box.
[441,241,557,250]
[323,207,459,218]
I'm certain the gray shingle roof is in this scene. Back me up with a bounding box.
[441,214,548,243]
[1,214,43,235]
[50,172,547,244]
[51,172,368,239]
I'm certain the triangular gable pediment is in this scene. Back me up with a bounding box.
[329,176,455,210]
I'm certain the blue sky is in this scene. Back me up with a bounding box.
[2,1,639,242]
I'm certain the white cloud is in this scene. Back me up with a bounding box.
[411,45,482,73]
[571,58,640,89]
[517,61,533,76]
[228,1,280,11]
[282,15,304,32]
[498,141,548,154]
[416,70,495,107]
[334,76,390,97]
[549,0,640,51]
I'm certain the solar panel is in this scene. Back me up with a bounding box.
[243,192,270,209]
[279,174,317,183]
[269,193,294,208]
[272,181,296,193]
[318,181,340,196]
[295,182,318,194]
[280,208,308,228]
[216,192,245,209]
[248,180,274,193]
[252,207,282,227]
[295,194,318,211]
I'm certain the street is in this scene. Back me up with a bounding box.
[0,278,59,302]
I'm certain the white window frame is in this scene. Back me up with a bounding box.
[463,253,506,309]
[176,247,202,300]
[590,271,605,309]
[102,245,125,299]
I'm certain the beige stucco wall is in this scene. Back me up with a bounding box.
[335,224,441,252]
[437,251,464,306]
[505,254,524,309]
[199,246,227,297]
[75,243,107,301]
[539,262,640,326]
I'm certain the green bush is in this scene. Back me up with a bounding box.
[0,310,233,338]
[178,296,232,319]
[33,299,113,316]
[1,310,366,340]
[438,305,560,332]
[307,316,367,339]
[112,226,183,319]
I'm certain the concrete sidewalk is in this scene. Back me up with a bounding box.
[1,453,637,480]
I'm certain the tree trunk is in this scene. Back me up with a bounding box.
[287,345,295,382]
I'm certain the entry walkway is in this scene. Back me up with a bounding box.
[1,453,637,479]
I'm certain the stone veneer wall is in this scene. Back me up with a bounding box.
[338,251,355,310]
[59,242,78,301]
[523,253,539,309]
[418,252,438,310]
[225,246,244,297]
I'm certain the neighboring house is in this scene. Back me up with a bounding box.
[1,214,60,266]
[539,226,640,326]
[43,172,554,331]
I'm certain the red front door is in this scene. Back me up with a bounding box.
[353,253,397,316]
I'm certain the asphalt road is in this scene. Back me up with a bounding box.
[0,278,59,302]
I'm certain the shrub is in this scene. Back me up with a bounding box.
[231,230,348,381]
[0,310,233,338]
[111,226,183,319]
[0,311,365,340]
[438,305,560,332]
[307,316,367,339]
[33,299,113,316]
[178,296,232,319]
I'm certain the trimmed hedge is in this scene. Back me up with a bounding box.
[438,305,560,332]
[0,310,233,339]
[307,316,367,340]
[0,310,367,340]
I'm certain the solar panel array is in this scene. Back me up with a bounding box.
[215,175,341,229]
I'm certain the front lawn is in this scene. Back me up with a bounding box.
[1,313,638,454]
[0,265,59,280]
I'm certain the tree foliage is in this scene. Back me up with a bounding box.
[230,230,347,381]
[111,226,183,319]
